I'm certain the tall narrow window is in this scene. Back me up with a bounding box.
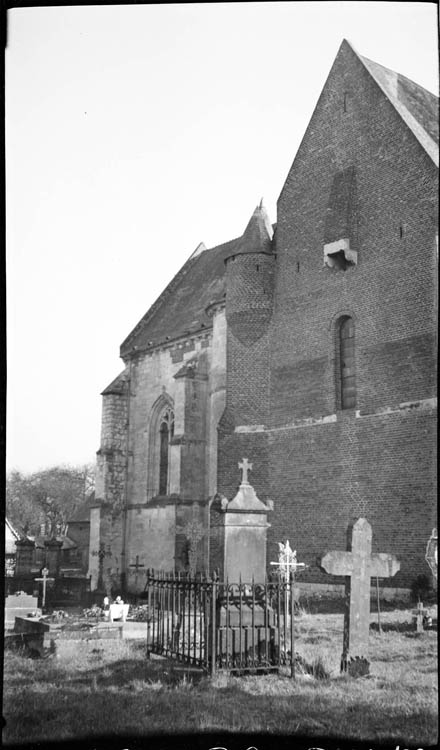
[158,408,174,495]
[147,394,175,501]
[339,317,356,409]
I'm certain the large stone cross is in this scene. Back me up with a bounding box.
[238,458,252,485]
[321,518,400,673]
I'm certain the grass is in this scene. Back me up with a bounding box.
[2,608,437,746]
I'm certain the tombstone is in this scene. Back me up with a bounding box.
[15,538,36,576]
[109,602,130,622]
[44,537,63,576]
[129,556,145,589]
[4,592,40,630]
[412,601,428,633]
[320,518,400,675]
[218,458,272,581]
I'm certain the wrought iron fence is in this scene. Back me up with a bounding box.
[144,570,297,676]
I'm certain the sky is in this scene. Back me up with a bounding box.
[6,2,438,474]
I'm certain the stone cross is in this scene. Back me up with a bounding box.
[412,601,427,633]
[129,555,145,588]
[34,566,55,609]
[238,458,252,485]
[321,518,400,673]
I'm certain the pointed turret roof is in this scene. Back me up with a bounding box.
[230,201,274,258]
[344,40,438,166]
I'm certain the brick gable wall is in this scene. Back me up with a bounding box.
[219,43,437,588]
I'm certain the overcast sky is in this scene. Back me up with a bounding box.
[6,2,438,473]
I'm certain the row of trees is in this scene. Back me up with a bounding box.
[6,464,95,537]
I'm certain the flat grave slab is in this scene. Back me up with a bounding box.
[5,594,40,630]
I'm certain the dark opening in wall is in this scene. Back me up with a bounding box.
[327,249,354,271]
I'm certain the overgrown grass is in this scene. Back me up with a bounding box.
[3,609,437,746]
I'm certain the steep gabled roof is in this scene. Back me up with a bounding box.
[119,203,273,358]
[120,238,236,357]
[117,43,436,363]
[347,40,439,166]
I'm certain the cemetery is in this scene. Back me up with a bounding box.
[3,486,437,745]
[3,585,437,745]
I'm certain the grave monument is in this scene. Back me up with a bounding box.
[321,517,400,675]
[214,458,272,581]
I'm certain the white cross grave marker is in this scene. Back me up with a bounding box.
[270,540,307,582]
[269,541,307,679]
[34,567,55,609]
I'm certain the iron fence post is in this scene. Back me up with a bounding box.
[290,571,295,679]
[211,579,217,677]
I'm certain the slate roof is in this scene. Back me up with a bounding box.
[101,369,129,396]
[232,201,274,256]
[120,204,274,358]
[349,40,439,166]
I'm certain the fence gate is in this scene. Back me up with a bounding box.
[145,571,297,676]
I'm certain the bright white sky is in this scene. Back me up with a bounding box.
[6,2,438,473]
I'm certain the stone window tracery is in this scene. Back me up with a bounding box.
[147,395,175,500]
[158,407,174,495]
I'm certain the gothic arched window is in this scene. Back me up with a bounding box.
[147,395,175,500]
[338,316,356,409]
[158,407,174,495]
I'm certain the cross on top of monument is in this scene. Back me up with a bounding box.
[238,458,252,484]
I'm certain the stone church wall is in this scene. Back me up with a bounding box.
[126,336,212,504]
[94,316,227,588]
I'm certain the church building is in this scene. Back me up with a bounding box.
[89,40,438,595]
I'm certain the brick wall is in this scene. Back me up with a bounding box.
[220,42,437,588]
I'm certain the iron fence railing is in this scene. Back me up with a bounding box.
[144,570,297,677]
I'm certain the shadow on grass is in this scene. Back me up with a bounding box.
[3,675,438,746]
[67,656,206,689]
[370,621,437,634]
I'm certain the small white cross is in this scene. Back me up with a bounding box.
[34,567,55,608]
[270,540,307,582]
